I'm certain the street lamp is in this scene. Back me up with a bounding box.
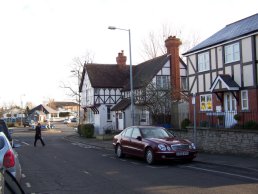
[108,26,134,126]
[71,70,81,124]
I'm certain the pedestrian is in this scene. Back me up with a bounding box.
[34,122,45,147]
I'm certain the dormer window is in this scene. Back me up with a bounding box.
[224,42,240,64]
[198,52,210,72]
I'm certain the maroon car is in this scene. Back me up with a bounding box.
[113,126,197,164]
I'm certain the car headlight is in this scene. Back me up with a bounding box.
[189,143,196,149]
[158,144,167,151]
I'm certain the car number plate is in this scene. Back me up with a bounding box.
[176,151,189,156]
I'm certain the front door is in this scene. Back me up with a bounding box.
[224,93,237,128]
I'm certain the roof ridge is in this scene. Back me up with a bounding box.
[226,13,258,27]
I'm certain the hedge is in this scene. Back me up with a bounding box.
[77,123,94,138]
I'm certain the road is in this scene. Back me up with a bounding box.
[12,124,258,194]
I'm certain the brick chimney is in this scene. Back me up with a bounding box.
[116,50,127,66]
[165,36,182,100]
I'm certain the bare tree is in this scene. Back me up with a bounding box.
[141,24,200,60]
[60,51,94,102]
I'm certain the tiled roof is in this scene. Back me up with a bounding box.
[85,64,130,88]
[29,104,58,114]
[111,98,131,111]
[210,74,240,92]
[123,54,170,90]
[49,102,79,107]
[184,13,258,54]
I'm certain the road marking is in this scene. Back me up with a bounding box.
[83,170,91,175]
[184,165,258,181]
[22,174,26,178]
[26,182,31,188]
[22,141,30,146]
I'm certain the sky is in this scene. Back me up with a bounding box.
[0,0,258,108]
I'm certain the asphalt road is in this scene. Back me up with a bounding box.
[12,124,258,194]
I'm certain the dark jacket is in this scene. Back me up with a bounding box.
[35,124,42,137]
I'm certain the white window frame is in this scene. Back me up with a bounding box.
[107,105,112,121]
[241,90,249,110]
[225,42,240,64]
[200,94,212,111]
[181,77,187,91]
[156,76,170,89]
[198,52,210,72]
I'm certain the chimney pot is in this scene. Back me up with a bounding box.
[116,50,127,66]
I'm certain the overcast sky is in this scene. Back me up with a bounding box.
[0,0,257,107]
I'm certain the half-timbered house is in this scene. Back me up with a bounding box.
[183,13,258,128]
[80,36,187,134]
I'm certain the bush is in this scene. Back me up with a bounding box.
[234,114,241,121]
[7,123,15,128]
[181,118,191,129]
[80,124,94,138]
[243,120,258,129]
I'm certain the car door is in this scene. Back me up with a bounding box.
[130,127,145,157]
[120,127,133,154]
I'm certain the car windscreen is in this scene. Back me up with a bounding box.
[141,127,173,138]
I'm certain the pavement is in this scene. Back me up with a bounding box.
[64,134,258,170]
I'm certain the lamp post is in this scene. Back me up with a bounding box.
[20,94,25,126]
[108,26,134,126]
[71,70,80,124]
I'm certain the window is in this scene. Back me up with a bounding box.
[156,76,170,89]
[225,43,240,63]
[181,77,187,90]
[241,90,249,110]
[198,52,210,72]
[107,106,111,121]
[200,94,212,111]
[131,128,141,139]
[124,127,133,138]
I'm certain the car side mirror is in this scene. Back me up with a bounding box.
[136,136,142,141]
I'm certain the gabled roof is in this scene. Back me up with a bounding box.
[123,54,170,90]
[210,74,240,92]
[84,64,130,88]
[29,104,58,114]
[111,98,131,111]
[184,13,258,55]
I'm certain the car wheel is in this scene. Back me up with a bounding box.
[116,144,124,158]
[145,148,155,165]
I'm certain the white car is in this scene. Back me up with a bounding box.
[0,132,22,183]
[63,119,71,124]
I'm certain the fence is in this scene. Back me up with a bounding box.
[197,111,258,129]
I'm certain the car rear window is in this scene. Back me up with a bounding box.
[0,137,5,150]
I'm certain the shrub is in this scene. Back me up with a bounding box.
[181,118,191,129]
[81,123,94,138]
[234,114,241,121]
[243,120,258,129]
[7,123,15,128]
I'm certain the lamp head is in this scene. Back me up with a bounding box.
[108,26,116,30]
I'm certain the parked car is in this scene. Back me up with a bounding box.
[71,117,78,123]
[0,119,14,147]
[23,119,35,128]
[63,119,71,124]
[113,126,197,164]
[0,132,22,183]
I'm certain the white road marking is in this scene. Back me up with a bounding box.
[26,182,31,188]
[184,165,258,181]
[22,174,26,178]
[83,171,90,175]
[22,141,30,146]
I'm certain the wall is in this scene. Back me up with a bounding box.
[173,128,258,157]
